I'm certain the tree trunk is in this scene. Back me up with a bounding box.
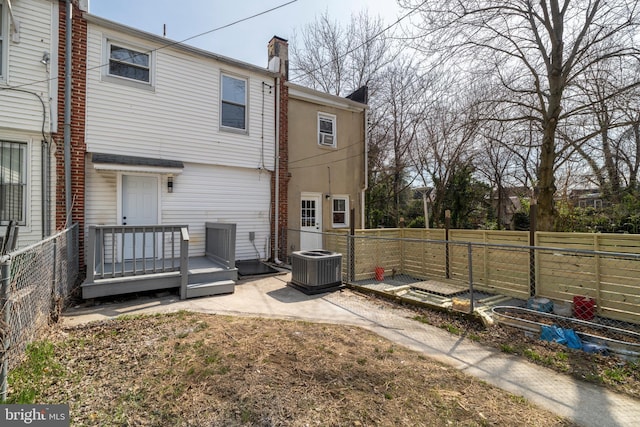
[537,128,557,231]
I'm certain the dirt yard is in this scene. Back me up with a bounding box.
[8,310,578,426]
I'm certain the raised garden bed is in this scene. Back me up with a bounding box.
[492,306,640,360]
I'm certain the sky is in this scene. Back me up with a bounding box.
[89,0,404,68]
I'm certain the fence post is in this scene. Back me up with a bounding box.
[0,257,11,402]
[467,243,474,313]
[529,202,537,297]
[50,237,58,317]
[445,210,451,279]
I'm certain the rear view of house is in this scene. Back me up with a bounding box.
[76,13,278,298]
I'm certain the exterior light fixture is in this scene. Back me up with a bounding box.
[167,175,174,193]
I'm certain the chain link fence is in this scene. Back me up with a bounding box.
[0,225,79,400]
[286,228,640,358]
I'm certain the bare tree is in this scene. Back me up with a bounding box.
[402,0,640,230]
[290,10,396,98]
[376,60,435,223]
[413,91,481,227]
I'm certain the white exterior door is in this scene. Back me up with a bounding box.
[300,193,323,250]
[122,175,159,259]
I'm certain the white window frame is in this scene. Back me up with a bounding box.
[0,140,28,226]
[102,38,154,90]
[318,113,337,148]
[0,0,7,82]
[220,73,248,132]
[331,196,349,228]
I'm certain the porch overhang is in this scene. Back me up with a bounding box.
[91,153,184,174]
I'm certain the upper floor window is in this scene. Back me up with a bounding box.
[221,74,247,131]
[318,113,336,148]
[108,42,151,83]
[332,196,349,228]
[0,141,27,225]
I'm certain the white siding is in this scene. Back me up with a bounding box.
[0,0,56,133]
[85,161,272,261]
[85,23,276,171]
[0,0,57,248]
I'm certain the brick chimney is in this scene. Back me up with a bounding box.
[268,36,289,262]
[268,36,289,80]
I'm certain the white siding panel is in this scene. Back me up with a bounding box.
[0,0,54,133]
[85,24,276,171]
[85,161,272,261]
[162,162,272,260]
[85,164,119,228]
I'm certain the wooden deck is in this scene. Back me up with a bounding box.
[82,255,237,299]
[83,223,238,300]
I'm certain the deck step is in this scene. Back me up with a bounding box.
[185,280,235,299]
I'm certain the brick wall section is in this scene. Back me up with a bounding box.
[55,1,87,267]
[271,79,290,262]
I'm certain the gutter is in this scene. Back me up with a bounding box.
[64,0,72,226]
[361,108,369,228]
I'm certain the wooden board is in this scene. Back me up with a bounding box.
[411,280,467,296]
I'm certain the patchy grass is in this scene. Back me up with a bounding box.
[8,312,575,426]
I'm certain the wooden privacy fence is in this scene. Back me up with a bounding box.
[324,228,640,325]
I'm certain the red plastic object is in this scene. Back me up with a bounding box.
[573,296,595,320]
[375,266,384,281]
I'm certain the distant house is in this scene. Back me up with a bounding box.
[569,189,607,210]
[0,0,59,248]
[284,81,368,255]
[490,187,529,230]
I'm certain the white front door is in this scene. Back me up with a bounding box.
[300,193,323,250]
[122,175,159,259]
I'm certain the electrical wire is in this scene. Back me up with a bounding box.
[0,87,48,143]
[288,150,364,170]
[2,0,298,92]
[289,1,426,84]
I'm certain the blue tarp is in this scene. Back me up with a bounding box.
[540,324,583,350]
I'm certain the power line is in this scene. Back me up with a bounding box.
[3,0,298,91]
[288,150,364,170]
[289,1,425,84]
[288,139,365,167]
[85,0,299,74]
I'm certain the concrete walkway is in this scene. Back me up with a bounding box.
[63,274,640,427]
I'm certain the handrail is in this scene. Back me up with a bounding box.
[86,224,189,281]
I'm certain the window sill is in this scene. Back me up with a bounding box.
[220,126,249,136]
[101,74,155,92]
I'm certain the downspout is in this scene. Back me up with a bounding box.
[64,0,72,227]
[273,76,281,263]
[361,107,369,228]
